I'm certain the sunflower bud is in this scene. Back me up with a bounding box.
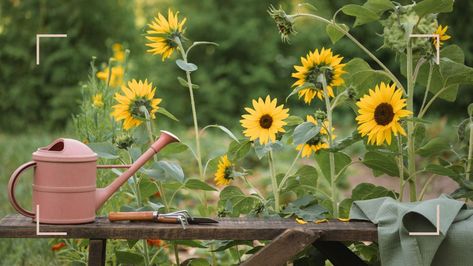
[314,110,327,121]
[114,133,135,150]
[347,87,357,100]
[381,4,437,54]
[268,5,296,42]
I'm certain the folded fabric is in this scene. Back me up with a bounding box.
[350,194,473,266]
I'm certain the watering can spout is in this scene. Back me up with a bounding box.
[95,131,180,210]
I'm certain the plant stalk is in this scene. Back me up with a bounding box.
[419,62,434,118]
[467,120,473,180]
[406,41,417,202]
[268,151,280,211]
[397,135,405,201]
[320,74,338,217]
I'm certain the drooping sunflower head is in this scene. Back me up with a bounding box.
[240,95,290,145]
[268,5,296,42]
[356,82,412,146]
[111,79,162,130]
[292,48,345,104]
[214,155,233,186]
[92,93,104,108]
[146,9,187,61]
[433,25,451,48]
[296,115,335,158]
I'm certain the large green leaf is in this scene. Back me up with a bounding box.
[413,0,454,17]
[157,107,179,122]
[281,195,327,220]
[315,150,351,182]
[142,160,185,183]
[116,251,144,264]
[351,182,398,200]
[362,151,399,177]
[363,0,395,14]
[293,122,320,145]
[227,139,251,161]
[219,186,244,201]
[416,137,450,157]
[326,23,349,44]
[329,130,362,152]
[139,178,159,199]
[341,4,380,27]
[202,124,239,143]
[176,59,198,72]
[87,142,119,159]
[185,178,217,191]
[159,142,188,157]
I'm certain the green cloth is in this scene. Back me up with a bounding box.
[350,194,473,266]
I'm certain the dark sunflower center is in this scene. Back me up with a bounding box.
[259,114,273,129]
[306,66,334,90]
[306,135,322,146]
[130,98,152,118]
[374,103,395,126]
[224,167,233,180]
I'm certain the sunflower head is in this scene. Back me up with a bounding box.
[214,155,233,186]
[268,5,296,42]
[292,48,345,104]
[240,95,290,145]
[296,115,335,158]
[111,79,162,130]
[146,9,187,61]
[356,82,412,146]
[112,43,126,62]
[114,133,135,150]
[433,25,451,48]
[92,93,104,108]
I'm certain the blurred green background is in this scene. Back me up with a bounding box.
[1,0,472,133]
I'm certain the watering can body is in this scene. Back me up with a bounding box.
[8,131,179,224]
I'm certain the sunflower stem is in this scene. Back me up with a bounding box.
[419,61,433,118]
[320,73,338,217]
[277,150,301,192]
[292,13,405,94]
[406,41,417,202]
[268,151,280,211]
[467,120,473,180]
[397,135,405,201]
[140,106,155,145]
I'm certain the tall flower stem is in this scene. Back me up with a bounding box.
[397,135,405,201]
[320,74,338,217]
[268,151,279,211]
[406,41,417,202]
[293,13,405,93]
[467,120,473,180]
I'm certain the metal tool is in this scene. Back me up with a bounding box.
[108,210,218,229]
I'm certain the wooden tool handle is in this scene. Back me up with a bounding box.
[108,211,155,221]
[156,216,179,223]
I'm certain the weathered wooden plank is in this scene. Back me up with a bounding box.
[242,228,320,266]
[88,239,106,266]
[313,240,369,266]
[0,215,377,241]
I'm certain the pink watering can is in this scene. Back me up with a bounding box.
[8,130,179,224]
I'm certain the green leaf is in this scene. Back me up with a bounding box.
[139,178,158,198]
[87,142,119,159]
[285,115,304,127]
[417,137,450,157]
[176,59,198,72]
[293,122,320,145]
[142,160,185,183]
[202,124,239,143]
[253,141,283,159]
[295,165,318,181]
[362,151,399,177]
[227,139,251,161]
[177,77,199,89]
[424,164,460,179]
[286,83,315,102]
[363,0,394,14]
[220,186,244,201]
[185,178,217,191]
[414,124,427,149]
[159,142,188,157]
[233,196,258,215]
[468,103,473,117]
[174,240,207,248]
[341,4,379,27]
[281,195,327,220]
[211,240,253,252]
[329,130,362,152]
[116,251,144,264]
[157,107,179,121]
[348,70,391,96]
[181,258,210,266]
[351,183,398,200]
[315,150,352,181]
[326,23,348,44]
[413,0,454,17]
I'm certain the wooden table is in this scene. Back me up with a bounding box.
[0,215,377,266]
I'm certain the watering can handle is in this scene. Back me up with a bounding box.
[8,161,36,218]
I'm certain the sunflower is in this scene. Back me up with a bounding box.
[146,9,187,61]
[292,48,345,104]
[112,43,125,62]
[214,155,233,186]
[296,115,335,158]
[356,82,412,146]
[240,95,289,145]
[433,25,451,48]
[92,93,104,108]
[111,79,162,130]
[96,65,124,88]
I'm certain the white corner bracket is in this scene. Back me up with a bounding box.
[36,204,67,236]
[408,204,440,236]
[36,34,68,65]
[409,34,440,65]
